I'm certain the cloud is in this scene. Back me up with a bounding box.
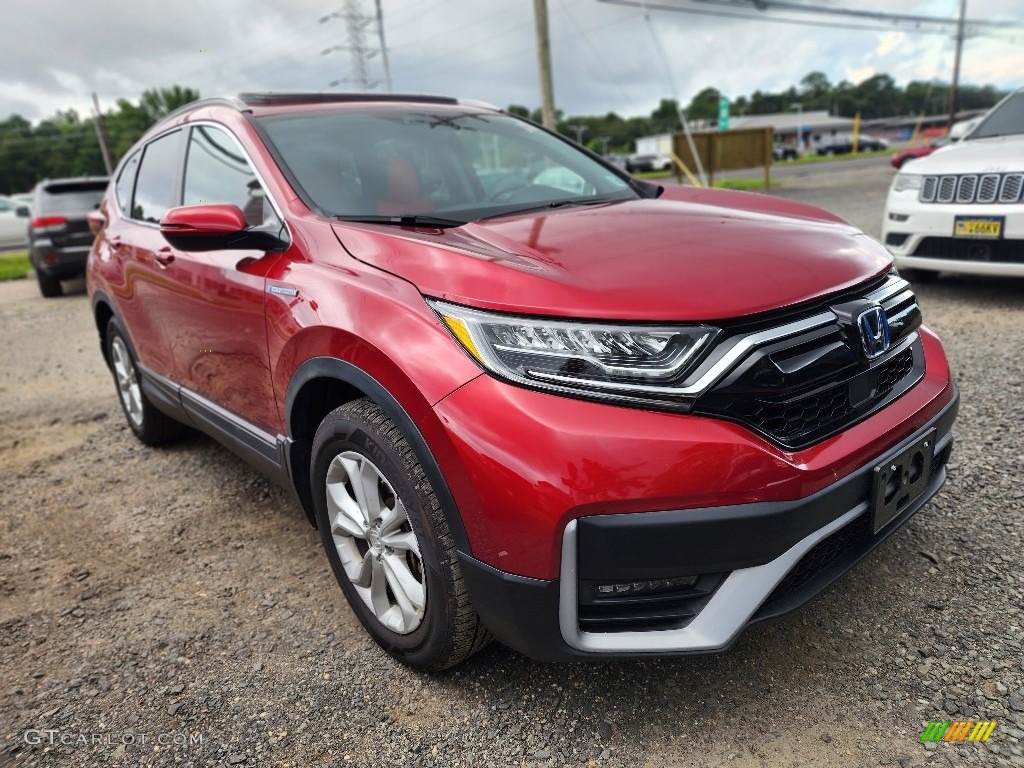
[844,66,877,85]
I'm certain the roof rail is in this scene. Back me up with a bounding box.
[156,96,249,126]
[238,92,458,106]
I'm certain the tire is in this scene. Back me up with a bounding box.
[900,268,940,283]
[36,269,62,298]
[311,398,490,670]
[105,318,186,445]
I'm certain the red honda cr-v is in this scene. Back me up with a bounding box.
[87,93,958,669]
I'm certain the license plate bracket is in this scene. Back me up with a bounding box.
[872,429,936,533]
[953,215,1004,239]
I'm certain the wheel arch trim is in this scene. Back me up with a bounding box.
[285,356,472,554]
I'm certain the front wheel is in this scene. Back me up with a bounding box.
[311,399,490,670]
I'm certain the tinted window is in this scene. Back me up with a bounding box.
[36,181,108,214]
[258,108,634,221]
[969,91,1024,140]
[133,130,184,223]
[184,125,275,227]
[115,153,141,217]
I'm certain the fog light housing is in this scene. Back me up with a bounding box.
[593,574,698,599]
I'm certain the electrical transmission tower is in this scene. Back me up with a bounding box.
[320,0,393,91]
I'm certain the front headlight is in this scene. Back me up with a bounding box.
[892,173,923,193]
[429,299,719,408]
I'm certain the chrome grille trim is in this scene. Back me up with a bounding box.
[956,175,977,203]
[978,174,1000,203]
[921,176,937,202]
[937,176,957,203]
[1000,174,1023,203]
[920,172,1024,204]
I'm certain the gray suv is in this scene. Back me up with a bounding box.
[29,177,108,297]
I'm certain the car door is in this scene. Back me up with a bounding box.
[107,133,185,378]
[156,123,281,433]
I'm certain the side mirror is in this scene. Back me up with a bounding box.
[159,204,288,253]
[15,206,30,218]
[87,210,106,234]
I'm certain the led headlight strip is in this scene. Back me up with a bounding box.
[429,299,720,406]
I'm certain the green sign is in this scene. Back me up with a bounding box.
[718,96,730,131]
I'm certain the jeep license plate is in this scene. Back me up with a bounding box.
[953,216,1003,239]
[872,429,936,534]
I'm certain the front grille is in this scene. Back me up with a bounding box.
[721,348,914,445]
[693,279,923,451]
[913,237,1024,264]
[919,172,1024,204]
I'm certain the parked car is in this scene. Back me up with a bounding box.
[890,136,954,169]
[882,86,1024,280]
[0,195,31,248]
[815,135,889,155]
[603,154,628,171]
[88,93,958,670]
[28,177,108,297]
[625,152,673,172]
[772,143,798,161]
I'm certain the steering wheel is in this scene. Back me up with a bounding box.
[486,177,531,202]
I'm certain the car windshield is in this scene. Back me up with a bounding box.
[256,106,637,222]
[967,90,1024,140]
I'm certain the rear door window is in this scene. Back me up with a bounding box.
[132,130,185,223]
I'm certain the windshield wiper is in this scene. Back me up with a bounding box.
[478,194,628,221]
[333,214,467,228]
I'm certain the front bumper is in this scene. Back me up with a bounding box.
[459,390,957,661]
[882,194,1024,276]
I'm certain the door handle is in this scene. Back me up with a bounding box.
[155,248,175,267]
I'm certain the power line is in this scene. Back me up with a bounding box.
[690,0,1024,30]
[595,0,998,36]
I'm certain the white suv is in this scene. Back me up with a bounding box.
[882,87,1024,280]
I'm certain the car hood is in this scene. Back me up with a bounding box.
[331,194,891,322]
[903,135,1024,175]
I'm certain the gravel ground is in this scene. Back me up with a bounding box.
[1,169,1022,767]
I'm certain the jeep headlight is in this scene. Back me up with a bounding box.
[892,173,923,193]
[430,300,719,407]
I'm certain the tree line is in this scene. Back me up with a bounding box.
[515,71,1006,156]
[0,73,1007,194]
[0,86,199,195]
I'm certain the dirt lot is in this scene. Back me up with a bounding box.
[1,206,1023,765]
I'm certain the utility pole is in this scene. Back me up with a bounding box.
[91,93,113,175]
[568,124,587,145]
[533,0,556,129]
[948,0,967,129]
[320,0,386,90]
[374,0,392,93]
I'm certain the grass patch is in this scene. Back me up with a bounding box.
[634,170,674,180]
[0,251,31,281]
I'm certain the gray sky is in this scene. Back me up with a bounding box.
[4,0,1023,124]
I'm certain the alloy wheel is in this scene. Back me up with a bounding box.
[325,451,426,634]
